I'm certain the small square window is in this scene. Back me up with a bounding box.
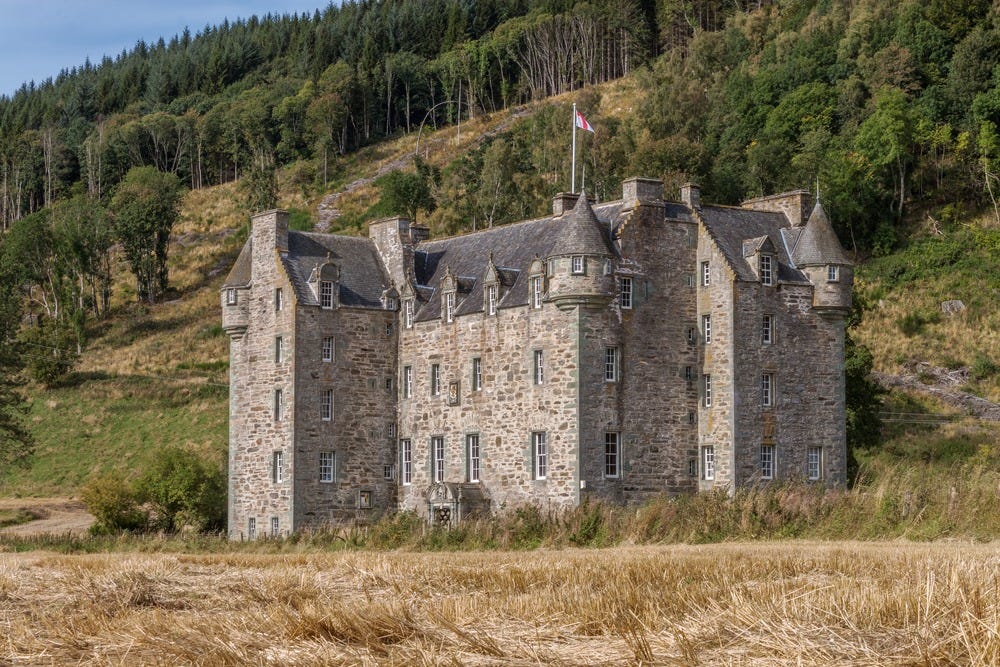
[226,288,237,305]
[571,256,584,274]
[620,277,633,310]
[384,464,395,480]
[827,265,839,282]
[385,297,397,310]
[358,490,373,509]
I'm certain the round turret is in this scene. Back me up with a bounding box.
[792,202,852,315]
[545,192,615,311]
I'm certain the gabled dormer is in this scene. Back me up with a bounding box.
[381,285,399,311]
[528,255,545,310]
[309,261,340,310]
[483,254,500,316]
[743,235,777,286]
[441,267,457,323]
[400,282,417,328]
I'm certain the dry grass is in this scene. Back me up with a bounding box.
[2,543,999,665]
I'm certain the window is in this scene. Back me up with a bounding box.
[432,436,445,483]
[385,377,393,392]
[486,284,498,315]
[703,446,715,480]
[571,255,584,274]
[275,287,283,311]
[404,300,414,328]
[322,389,333,421]
[271,517,279,537]
[760,444,775,479]
[703,374,712,407]
[531,276,543,309]
[762,315,773,345]
[688,459,697,477]
[247,517,256,539]
[701,261,710,287]
[467,434,480,483]
[388,423,396,438]
[359,490,372,509]
[532,432,547,480]
[604,432,620,478]
[430,364,441,396]
[605,347,619,382]
[472,357,482,391]
[385,322,393,336]
[688,411,696,425]
[807,446,822,481]
[533,350,544,385]
[445,292,455,322]
[687,328,696,345]
[319,451,334,482]
[760,254,773,286]
[762,373,774,407]
[686,274,695,288]
[702,314,712,344]
[604,259,613,275]
[827,265,839,282]
[322,336,334,362]
[401,439,412,485]
[620,277,633,309]
[403,366,412,398]
[272,451,283,483]
[273,389,284,421]
[684,366,693,382]
[274,336,284,363]
[385,297,397,310]
[320,281,334,308]
[226,288,237,305]
[384,465,395,480]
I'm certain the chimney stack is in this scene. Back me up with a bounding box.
[680,183,701,210]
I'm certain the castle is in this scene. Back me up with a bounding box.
[221,177,852,538]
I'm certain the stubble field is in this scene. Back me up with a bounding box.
[2,542,999,665]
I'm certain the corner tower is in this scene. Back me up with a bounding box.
[546,192,615,311]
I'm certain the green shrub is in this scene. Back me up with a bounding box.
[970,354,999,380]
[896,310,940,336]
[136,446,226,532]
[19,321,80,386]
[81,473,148,534]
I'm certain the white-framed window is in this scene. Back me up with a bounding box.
[431,363,441,396]
[703,374,712,407]
[271,517,279,537]
[702,314,712,344]
[703,446,715,480]
[760,254,773,286]
[762,315,773,345]
[760,444,775,479]
[532,432,547,480]
[486,284,498,315]
[533,350,544,385]
[432,436,445,483]
[319,451,334,482]
[273,388,284,421]
[403,366,412,398]
[531,276,543,309]
[827,265,839,282]
[272,451,283,483]
[322,336,334,362]
[571,255,584,274]
[404,300,414,328]
[274,336,284,363]
[321,389,333,421]
[620,277,633,309]
[226,288,237,305]
[320,281,334,308]
[762,373,774,407]
[472,357,482,391]
[605,347,619,382]
[358,490,372,509]
[467,434,480,483]
[807,446,822,481]
[604,432,620,478]
[247,517,256,539]
[445,291,455,322]
[401,439,412,485]
[384,464,395,480]
[275,287,284,311]
[701,261,710,287]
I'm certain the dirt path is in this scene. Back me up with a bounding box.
[0,497,94,536]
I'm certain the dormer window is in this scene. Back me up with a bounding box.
[404,299,414,328]
[320,281,334,309]
[759,255,773,286]
[385,297,397,310]
[571,256,585,274]
[275,288,284,311]
[226,288,237,305]
[486,284,498,316]
[444,292,456,322]
[531,276,543,309]
[827,265,839,282]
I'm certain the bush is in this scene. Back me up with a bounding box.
[970,354,999,380]
[136,446,226,532]
[81,473,148,534]
[19,320,80,386]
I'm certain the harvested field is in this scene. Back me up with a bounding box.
[2,542,999,665]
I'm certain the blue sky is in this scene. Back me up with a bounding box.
[0,1,331,97]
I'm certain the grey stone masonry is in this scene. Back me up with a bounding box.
[223,177,852,536]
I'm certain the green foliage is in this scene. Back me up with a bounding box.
[239,160,278,215]
[970,354,999,381]
[135,445,226,532]
[81,473,148,534]
[110,167,183,304]
[896,309,941,336]
[375,162,437,223]
[18,320,80,386]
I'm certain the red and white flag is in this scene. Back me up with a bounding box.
[575,110,594,133]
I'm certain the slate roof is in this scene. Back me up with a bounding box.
[285,231,389,308]
[222,239,253,288]
[696,205,808,283]
[549,192,613,257]
[790,202,852,266]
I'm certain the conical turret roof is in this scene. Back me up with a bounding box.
[792,201,851,267]
[549,192,611,257]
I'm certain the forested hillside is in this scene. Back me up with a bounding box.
[0,0,999,488]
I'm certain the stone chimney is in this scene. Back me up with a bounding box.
[251,209,289,253]
[680,183,701,209]
[622,177,663,207]
[552,192,580,216]
[741,190,813,227]
[369,216,416,288]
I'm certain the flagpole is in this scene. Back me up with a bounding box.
[571,102,577,194]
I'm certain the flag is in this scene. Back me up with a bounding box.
[575,110,594,133]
